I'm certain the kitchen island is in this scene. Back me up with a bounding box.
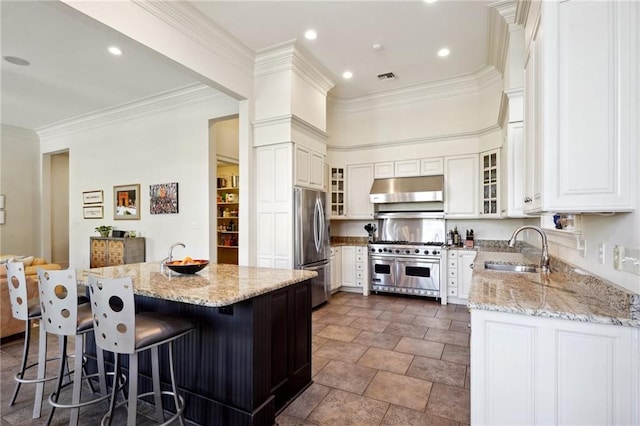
[468,250,640,425]
[78,262,317,426]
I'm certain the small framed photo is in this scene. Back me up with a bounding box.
[83,190,103,205]
[149,182,179,214]
[114,184,140,220]
[83,205,103,219]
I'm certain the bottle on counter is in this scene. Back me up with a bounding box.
[453,227,461,246]
[465,229,475,249]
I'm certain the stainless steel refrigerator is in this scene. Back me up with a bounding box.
[294,187,330,308]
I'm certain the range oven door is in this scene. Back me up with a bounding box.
[395,257,440,295]
[370,255,395,289]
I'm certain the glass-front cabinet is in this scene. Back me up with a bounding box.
[329,167,345,218]
[480,149,500,216]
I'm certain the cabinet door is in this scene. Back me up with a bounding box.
[346,164,374,219]
[329,167,345,217]
[90,238,107,268]
[334,247,342,288]
[420,157,444,176]
[457,251,476,300]
[107,240,125,265]
[444,154,479,218]
[374,162,394,178]
[480,150,500,217]
[505,122,526,217]
[394,159,420,177]
[295,145,311,187]
[341,246,356,286]
[310,152,324,189]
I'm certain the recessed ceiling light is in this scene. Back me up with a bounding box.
[108,46,122,56]
[342,71,353,79]
[372,43,383,51]
[304,30,317,40]
[424,0,438,3]
[3,56,30,66]
[437,48,450,57]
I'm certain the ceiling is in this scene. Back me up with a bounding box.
[1,0,495,131]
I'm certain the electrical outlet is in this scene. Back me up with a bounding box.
[598,243,605,264]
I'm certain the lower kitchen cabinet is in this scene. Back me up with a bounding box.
[329,246,342,292]
[471,309,640,425]
[340,245,369,296]
[446,249,477,302]
[90,237,145,268]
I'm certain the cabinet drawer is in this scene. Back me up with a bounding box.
[356,247,365,254]
[448,269,458,278]
[448,277,458,288]
[356,254,364,263]
[356,263,364,271]
[448,259,458,269]
[356,270,364,279]
[356,279,364,287]
[448,250,458,258]
[448,287,458,296]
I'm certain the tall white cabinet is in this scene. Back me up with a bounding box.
[522,0,638,213]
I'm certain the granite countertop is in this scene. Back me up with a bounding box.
[77,262,317,308]
[468,251,640,327]
[330,237,369,246]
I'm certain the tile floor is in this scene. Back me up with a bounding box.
[0,291,470,425]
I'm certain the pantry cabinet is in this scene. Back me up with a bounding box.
[444,154,479,218]
[522,0,638,213]
[471,309,640,425]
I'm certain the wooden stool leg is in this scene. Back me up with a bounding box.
[127,353,138,426]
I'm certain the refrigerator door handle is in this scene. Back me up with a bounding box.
[313,198,320,252]
[316,197,324,252]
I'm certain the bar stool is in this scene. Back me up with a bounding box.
[88,275,195,426]
[37,268,110,426]
[6,261,58,418]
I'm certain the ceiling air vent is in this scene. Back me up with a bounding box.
[377,72,397,81]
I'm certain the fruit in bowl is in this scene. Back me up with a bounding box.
[165,257,209,274]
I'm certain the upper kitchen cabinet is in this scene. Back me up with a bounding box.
[329,167,345,218]
[522,0,638,213]
[295,144,324,191]
[480,149,500,217]
[374,157,444,179]
[444,154,479,218]
[346,163,374,219]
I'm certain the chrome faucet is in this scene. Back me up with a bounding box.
[508,225,550,272]
[161,242,186,273]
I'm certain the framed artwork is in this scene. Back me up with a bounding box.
[82,190,103,205]
[83,205,103,219]
[114,184,140,220]
[149,182,179,214]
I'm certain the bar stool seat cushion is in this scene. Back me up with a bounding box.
[27,298,42,319]
[76,304,94,333]
[134,312,194,350]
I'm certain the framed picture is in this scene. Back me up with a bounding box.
[149,182,179,214]
[114,184,140,220]
[83,205,103,219]
[82,190,103,205]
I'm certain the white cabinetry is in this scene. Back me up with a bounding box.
[374,157,443,179]
[329,167,345,218]
[446,249,477,301]
[471,309,640,425]
[505,121,526,217]
[394,159,420,177]
[480,149,500,217]
[340,246,369,295]
[330,246,342,292]
[420,157,444,176]
[295,144,324,190]
[346,164,374,219]
[522,0,638,213]
[444,154,479,218]
[374,162,394,179]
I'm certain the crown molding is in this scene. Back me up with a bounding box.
[132,0,254,74]
[487,6,510,75]
[329,66,501,114]
[327,124,502,152]
[253,114,329,142]
[37,84,227,140]
[0,124,39,141]
[255,41,335,95]
[515,0,531,26]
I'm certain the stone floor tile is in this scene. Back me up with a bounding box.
[384,322,428,339]
[441,344,470,366]
[395,337,445,359]
[317,304,352,315]
[345,307,383,319]
[364,370,432,411]
[465,366,471,390]
[275,413,317,425]
[312,355,331,377]
[307,389,388,425]
[349,316,391,333]
[425,328,469,348]
[378,311,416,324]
[357,347,414,375]
[312,360,377,394]
[455,304,470,312]
[426,383,470,424]
[373,302,407,313]
[282,383,331,419]
[402,305,439,317]
[316,325,360,342]
[345,299,380,309]
[352,331,401,350]
[311,323,328,335]
[406,356,467,387]
[313,339,368,363]
[381,405,459,426]
[413,316,452,330]
[314,314,357,327]
[312,334,329,352]
[449,320,471,334]
[435,309,470,322]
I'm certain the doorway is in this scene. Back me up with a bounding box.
[49,151,70,268]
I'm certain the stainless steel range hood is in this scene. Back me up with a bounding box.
[369,175,444,203]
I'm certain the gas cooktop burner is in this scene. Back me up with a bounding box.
[373,241,444,247]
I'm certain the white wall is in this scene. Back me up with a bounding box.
[39,87,238,269]
[0,125,41,256]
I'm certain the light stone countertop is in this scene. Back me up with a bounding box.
[77,262,317,307]
[468,251,640,327]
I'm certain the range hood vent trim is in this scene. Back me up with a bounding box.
[369,175,444,204]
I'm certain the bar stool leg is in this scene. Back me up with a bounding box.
[69,334,85,426]
[151,345,164,423]
[168,342,185,426]
[96,347,107,395]
[127,353,139,426]
[10,319,31,407]
[33,319,48,419]
[47,336,68,426]
[105,354,121,426]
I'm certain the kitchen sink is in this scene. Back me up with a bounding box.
[484,261,539,273]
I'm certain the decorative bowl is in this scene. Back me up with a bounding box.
[165,259,209,274]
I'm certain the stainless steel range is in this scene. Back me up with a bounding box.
[368,212,445,299]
